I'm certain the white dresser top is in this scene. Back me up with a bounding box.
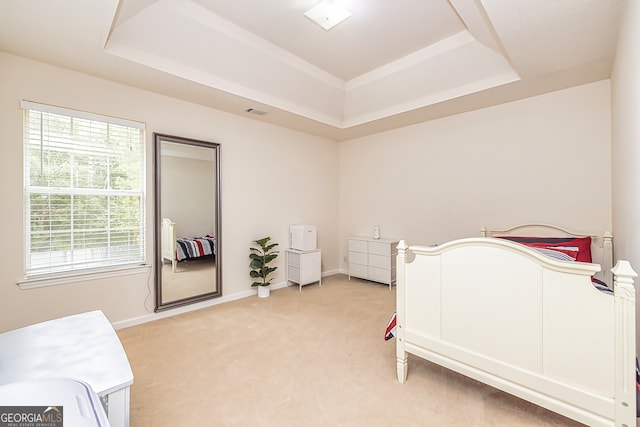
[0,310,133,396]
[286,248,321,254]
[349,237,400,243]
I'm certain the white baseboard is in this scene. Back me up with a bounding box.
[113,289,254,329]
[113,271,341,330]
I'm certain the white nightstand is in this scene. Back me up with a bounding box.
[286,248,322,291]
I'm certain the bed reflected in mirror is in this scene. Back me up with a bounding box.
[154,133,221,311]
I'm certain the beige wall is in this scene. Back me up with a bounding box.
[0,52,339,332]
[0,51,621,335]
[161,155,215,238]
[611,0,640,354]
[339,80,612,269]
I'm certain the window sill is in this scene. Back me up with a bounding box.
[17,264,152,290]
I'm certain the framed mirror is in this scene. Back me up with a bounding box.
[154,133,221,311]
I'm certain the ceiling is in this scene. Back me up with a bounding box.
[0,0,624,141]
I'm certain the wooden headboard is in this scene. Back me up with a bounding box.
[481,223,613,285]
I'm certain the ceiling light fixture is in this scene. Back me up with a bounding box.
[304,0,352,31]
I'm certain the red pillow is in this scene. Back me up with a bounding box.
[527,238,592,263]
[496,236,592,263]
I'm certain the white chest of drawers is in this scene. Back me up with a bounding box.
[348,237,399,288]
[286,248,322,291]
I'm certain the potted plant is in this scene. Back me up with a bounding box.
[249,236,279,298]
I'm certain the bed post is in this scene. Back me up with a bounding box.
[611,260,637,426]
[171,221,177,273]
[396,240,408,383]
[603,231,613,285]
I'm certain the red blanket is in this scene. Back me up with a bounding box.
[385,310,396,341]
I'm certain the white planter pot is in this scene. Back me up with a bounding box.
[257,286,270,298]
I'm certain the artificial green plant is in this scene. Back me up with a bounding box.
[249,237,279,287]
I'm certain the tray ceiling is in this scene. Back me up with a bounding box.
[0,0,624,140]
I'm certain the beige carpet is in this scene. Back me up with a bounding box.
[117,274,585,427]
[160,257,216,303]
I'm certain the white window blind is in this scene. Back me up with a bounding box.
[22,101,146,277]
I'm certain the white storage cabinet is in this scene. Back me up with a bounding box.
[286,248,322,291]
[348,237,399,288]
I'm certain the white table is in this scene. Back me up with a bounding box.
[0,310,133,427]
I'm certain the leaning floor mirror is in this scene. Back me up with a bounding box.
[154,133,222,311]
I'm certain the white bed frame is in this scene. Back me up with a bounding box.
[480,223,614,285]
[162,218,178,273]
[396,225,637,427]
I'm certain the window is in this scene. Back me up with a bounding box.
[22,101,145,277]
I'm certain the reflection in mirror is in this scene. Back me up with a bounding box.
[154,134,221,311]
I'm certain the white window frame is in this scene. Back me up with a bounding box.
[20,100,147,287]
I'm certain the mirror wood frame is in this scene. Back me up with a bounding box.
[154,133,222,312]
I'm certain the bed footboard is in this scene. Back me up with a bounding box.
[162,218,177,273]
[396,238,636,427]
